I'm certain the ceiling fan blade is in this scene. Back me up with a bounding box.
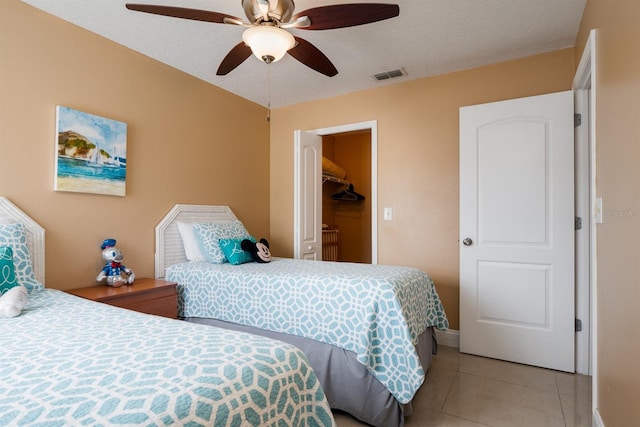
[125,4,241,24]
[216,43,252,75]
[288,37,338,77]
[294,3,399,30]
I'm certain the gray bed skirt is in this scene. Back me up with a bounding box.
[186,317,435,427]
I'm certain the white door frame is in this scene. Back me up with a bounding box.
[293,121,378,264]
[572,27,598,413]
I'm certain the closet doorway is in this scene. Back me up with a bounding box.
[293,121,378,264]
[322,131,372,263]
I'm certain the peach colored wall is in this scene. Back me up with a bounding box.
[0,0,269,289]
[270,49,575,330]
[575,0,640,424]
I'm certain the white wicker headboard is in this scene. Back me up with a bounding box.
[155,204,238,279]
[0,197,45,285]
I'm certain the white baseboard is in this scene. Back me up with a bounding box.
[435,328,460,348]
[593,408,604,427]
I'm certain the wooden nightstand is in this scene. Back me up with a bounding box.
[66,278,178,319]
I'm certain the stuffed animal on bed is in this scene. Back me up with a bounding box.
[0,286,28,318]
[96,238,135,287]
[241,238,272,263]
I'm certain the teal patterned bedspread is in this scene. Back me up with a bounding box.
[0,289,335,427]
[167,258,449,404]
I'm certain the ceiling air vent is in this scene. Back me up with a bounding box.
[373,67,407,81]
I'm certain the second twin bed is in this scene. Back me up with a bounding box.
[155,203,449,427]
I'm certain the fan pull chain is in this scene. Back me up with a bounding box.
[266,63,271,122]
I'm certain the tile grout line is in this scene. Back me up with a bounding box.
[555,374,569,427]
[459,369,562,395]
[440,371,492,427]
[439,369,458,413]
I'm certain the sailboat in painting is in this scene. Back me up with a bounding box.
[88,144,104,166]
[113,147,127,168]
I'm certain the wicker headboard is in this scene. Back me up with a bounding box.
[0,197,45,285]
[155,204,237,279]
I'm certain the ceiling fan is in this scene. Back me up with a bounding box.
[125,0,400,77]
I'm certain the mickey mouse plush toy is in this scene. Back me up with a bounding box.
[96,238,135,287]
[241,238,272,263]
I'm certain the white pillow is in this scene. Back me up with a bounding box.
[176,221,206,262]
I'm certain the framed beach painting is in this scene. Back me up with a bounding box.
[54,106,127,197]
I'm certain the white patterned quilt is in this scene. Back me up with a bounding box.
[167,258,449,404]
[0,289,335,427]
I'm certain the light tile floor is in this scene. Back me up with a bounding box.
[334,345,592,427]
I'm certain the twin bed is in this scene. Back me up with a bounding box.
[156,204,449,427]
[1,198,448,427]
[0,198,335,427]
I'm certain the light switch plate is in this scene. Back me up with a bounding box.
[594,197,603,224]
[383,207,393,221]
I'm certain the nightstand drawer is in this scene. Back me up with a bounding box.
[67,278,178,318]
[115,294,177,318]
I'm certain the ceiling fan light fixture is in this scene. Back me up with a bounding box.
[242,26,295,63]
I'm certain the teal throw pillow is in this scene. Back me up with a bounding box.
[0,223,42,293]
[193,221,251,264]
[0,246,18,295]
[219,236,256,265]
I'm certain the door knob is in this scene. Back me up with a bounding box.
[462,238,473,246]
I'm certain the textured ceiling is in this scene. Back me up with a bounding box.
[20,0,587,108]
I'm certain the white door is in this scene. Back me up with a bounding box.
[459,91,575,372]
[293,130,322,260]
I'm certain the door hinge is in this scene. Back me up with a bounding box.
[575,216,582,230]
[574,113,582,127]
[575,318,583,332]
